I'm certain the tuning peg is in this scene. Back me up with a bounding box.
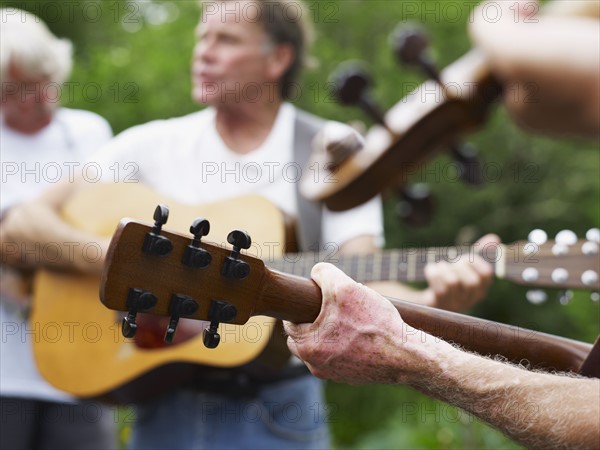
[122,288,158,338]
[581,270,599,288]
[526,289,548,305]
[591,292,599,302]
[582,241,599,255]
[201,300,238,349]
[322,122,365,170]
[182,218,212,269]
[555,230,577,246]
[586,228,600,243]
[164,294,199,344]
[395,183,435,227]
[449,142,484,186]
[142,204,173,256]
[221,230,251,280]
[527,229,548,245]
[558,290,574,305]
[390,24,441,84]
[330,62,387,127]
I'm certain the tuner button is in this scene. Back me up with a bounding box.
[395,183,435,227]
[190,218,210,239]
[526,289,547,305]
[591,292,599,302]
[143,206,174,256]
[122,316,138,338]
[449,143,484,186]
[390,25,440,83]
[227,230,252,251]
[582,241,599,255]
[558,290,574,305]
[527,229,548,245]
[581,270,599,287]
[586,228,600,243]
[153,204,169,226]
[555,230,577,246]
[330,62,372,106]
[203,328,221,349]
[551,243,569,256]
[329,62,387,127]
[521,267,539,283]
[551,268,569,284]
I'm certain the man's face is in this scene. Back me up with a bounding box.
[191,2,278,107]
[1,66,57,134]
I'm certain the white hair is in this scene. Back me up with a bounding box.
[0,7,73,84]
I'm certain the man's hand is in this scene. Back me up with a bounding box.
[284,263,450,385]
[469,0,600,137]
[420,233,498,311]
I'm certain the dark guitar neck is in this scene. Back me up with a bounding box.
[257,269,592,375]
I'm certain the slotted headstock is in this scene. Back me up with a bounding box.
[301,46,500,212]
[497,229,600,302]
[100,215,322,348]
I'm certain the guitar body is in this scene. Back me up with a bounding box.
[31,183,285,403]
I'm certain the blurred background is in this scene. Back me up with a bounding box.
[2,0,597,448]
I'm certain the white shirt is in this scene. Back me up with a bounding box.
[0,108,112,402]
[93,104,384,247]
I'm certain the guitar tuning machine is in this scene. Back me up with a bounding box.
[555,230,578,246]
[182,218,212,269]
[526,289,548,305]
[558,289,574,306]
[395,183,435,227]
[122,288,158,338]
[390,24,440,83]
[329,62,388,129]
[142,204,173,257]
[202,300,238,349]
[221,230,252,280]
[164,294,199,344]
[390,24,485,188]
[527,229,548,246]
[586,228,600,243]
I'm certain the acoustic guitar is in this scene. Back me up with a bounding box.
[32,184,599,403]
[99,215,596,394]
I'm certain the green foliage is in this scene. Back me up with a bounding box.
[5,0,597,448]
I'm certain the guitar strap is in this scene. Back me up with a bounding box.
[293,109,326,252]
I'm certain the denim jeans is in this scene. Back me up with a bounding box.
[129,374,330,450]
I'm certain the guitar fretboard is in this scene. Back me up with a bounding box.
[268,246,500,283]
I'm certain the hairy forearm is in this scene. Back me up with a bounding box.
[414,341,600,449]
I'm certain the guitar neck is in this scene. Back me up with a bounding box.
[257,269,592,374]
[269,245,502,283]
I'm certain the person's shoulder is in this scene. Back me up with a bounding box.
[56,108,113,147]
[58,107,110,129]
[292,105,327,128]
[117,109,211,138]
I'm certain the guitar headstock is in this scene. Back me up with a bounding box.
[100,206,322,349]
[501,229,600,303]
[300,25,501,212]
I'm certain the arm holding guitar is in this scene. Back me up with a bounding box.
[1,179,109,274]
[284,263,600,450]
[101,217,594,369]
